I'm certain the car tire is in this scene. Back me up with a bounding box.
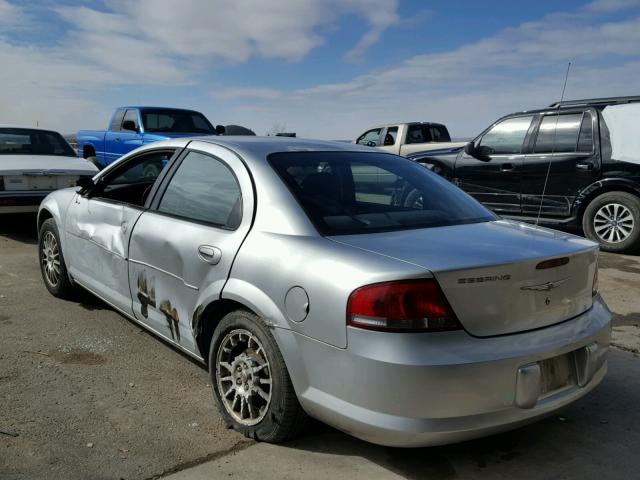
[582,191,640,253]
[86,156,101,170]
[209,309,308,443]
[39,219,76,298]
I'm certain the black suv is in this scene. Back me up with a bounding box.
[408,96,640,253]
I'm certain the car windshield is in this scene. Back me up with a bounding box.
[0,128,76,156]
[269,151,496,235]
[141,109,214,133]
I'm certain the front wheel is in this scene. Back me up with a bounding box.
[39,219,76,298]
[209,310,308,443]
[582,191,640,253]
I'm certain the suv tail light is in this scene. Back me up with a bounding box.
[347,279,461,332]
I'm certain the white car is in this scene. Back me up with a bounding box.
[0,126,97,214]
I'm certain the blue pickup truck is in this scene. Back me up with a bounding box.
[77,106,223,169]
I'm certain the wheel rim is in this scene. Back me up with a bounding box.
[41,231,61,286]
[216,329,272,426]
[593,203,635,244]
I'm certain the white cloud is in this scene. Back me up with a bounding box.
[213,6,640,138]
[586,0,640,12]
[1,0,639,140]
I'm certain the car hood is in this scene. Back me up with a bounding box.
[0,155,98,175]
[330,220,599,337]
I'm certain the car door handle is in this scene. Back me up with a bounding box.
[576,162,594,171]
[198,245,222,265]
[115,137,120,142]
[500,163,514,172]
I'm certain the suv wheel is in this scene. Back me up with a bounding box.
[209,310,308,443]
[582,191,640,253]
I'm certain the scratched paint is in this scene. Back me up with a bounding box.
[137,271,156,318]
[159,300,181,342]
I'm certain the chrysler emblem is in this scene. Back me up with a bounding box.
[520,278,568,291]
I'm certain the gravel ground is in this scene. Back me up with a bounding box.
[1,214,639,480]
[0,215,244,480]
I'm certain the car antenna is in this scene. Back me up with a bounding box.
[535,62,572,227]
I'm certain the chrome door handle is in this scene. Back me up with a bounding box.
[198,245,222,265]
[500,163,514,172]
[576,162,594,171]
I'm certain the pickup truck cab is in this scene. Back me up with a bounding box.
[408,96,640,253]
[355,122,467,156]
[77,107,222,169]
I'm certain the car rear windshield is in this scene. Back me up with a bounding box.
[0,128,75,156]
[141,109,214,134]
[269,151,496,235]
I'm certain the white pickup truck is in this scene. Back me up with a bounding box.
[355,122,467,156]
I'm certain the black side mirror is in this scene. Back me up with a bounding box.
[122,120,138,132]
[464,141,491,161]
[215,125,226,135]
[76,176,95,193]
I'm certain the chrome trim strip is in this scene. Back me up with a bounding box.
[128,258,199,291]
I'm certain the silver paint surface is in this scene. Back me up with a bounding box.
[38,136,612,447]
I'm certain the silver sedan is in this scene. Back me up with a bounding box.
[37,137,610,447]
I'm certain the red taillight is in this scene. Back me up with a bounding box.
[347,279,461,332]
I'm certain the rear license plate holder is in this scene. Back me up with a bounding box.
[539,352,576,395]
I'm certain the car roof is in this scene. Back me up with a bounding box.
[117,106,202,112]
[185,135,375,159]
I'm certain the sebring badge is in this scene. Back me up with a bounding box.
[520,278,569,291]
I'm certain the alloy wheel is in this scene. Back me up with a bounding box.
[593,203,635,244]
[216,329,272,426]
[41,231,61,287]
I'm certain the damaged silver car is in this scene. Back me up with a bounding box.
[38,137,611,447]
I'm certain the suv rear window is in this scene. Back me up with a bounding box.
[269,152,495,235]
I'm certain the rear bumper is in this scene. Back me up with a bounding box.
[277,296,611,447]
[0,192,49,213]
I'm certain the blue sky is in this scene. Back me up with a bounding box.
[1,0,639,138]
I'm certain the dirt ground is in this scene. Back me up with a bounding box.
[1,214,639,480]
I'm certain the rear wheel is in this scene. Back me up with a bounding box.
[39,219,75,298]
[209,310,308,443]
[582,191,640,253]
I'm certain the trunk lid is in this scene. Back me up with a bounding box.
[331,220,598,337]
[1,155,97,191]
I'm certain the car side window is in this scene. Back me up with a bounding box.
[356,129,382,146]
[123,109,139,131]
[577,112,594,153]
[383,127,398,146]
[109,110,125,132]
[534,113,584,153]
[92,150,174,206]
[478,116,533,155]
[429,125,451,142]
[406,125,425,144]
[157,151,242,229]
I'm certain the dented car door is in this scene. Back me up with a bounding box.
[65,196,143,314]
[64,149,175,315]
[127,143,253,356]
